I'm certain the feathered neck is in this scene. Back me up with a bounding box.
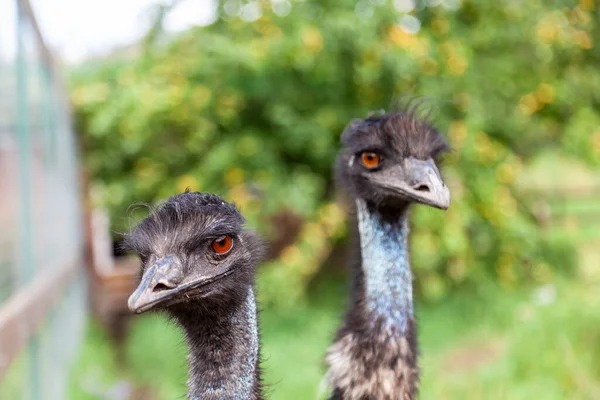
[325,198,418,400]
[171,287,262,400]
[356,198,413,330]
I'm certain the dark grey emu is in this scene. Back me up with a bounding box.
[124,192,264,400]
[325,110,451,400]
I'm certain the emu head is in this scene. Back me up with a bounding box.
[124,192,263,314]
[336,109,451,210]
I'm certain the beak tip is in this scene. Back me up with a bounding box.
[127,295,141,314]
[425,186,450,210]
[388,158,451,211]
[440,195,451,210]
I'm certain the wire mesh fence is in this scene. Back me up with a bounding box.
[0,0,87,398]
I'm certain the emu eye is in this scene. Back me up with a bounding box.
[360,152,380,169]
[212,235,233,254]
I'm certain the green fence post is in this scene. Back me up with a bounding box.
[16,2,41,399]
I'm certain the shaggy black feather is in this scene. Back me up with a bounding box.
[123,191,265,400]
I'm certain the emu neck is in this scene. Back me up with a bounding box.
[356,198,413,331]
[325,199,418,399]
[172,288,261,400]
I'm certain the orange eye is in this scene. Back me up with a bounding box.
[361,152,380,169]
[212,235,233,254]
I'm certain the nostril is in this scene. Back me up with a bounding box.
[153,283,170,292]
[414,184,430,192]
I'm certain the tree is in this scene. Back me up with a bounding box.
[71,0,598,306]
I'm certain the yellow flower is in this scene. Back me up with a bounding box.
[449,120,468,146]
[302,26,323,53]
[280,245,302,267]
[573,30,593,49]
[579,0,594,11]
[176,174,200,193]
[535,83,555,104]
[474,132,499,164]
[496,163,516,184]
[389,25,417,48]
[518,94,540,116]
[302,223,324,244]
[388,25,429,59]
[255,16,282,38]
[228,184,251,208]
[225,168,245,187]
[447,55,467,76]
[536,19,558,44]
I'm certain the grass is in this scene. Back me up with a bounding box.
[67,275,600,400]
[418,281,600,399]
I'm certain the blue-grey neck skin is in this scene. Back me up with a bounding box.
[356,198,413,332]
[184,288,260,400]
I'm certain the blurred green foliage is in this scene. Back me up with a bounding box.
[70,0,599,304]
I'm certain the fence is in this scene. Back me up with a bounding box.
[0,0,87,398]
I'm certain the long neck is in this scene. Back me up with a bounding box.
[326,198,418,400]
[356,198,413,329]
[173,288,261,400]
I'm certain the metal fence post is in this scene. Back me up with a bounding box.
[16,2,41,399]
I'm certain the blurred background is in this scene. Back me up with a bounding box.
[1,0,599,399]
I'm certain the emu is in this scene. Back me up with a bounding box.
[124,192,264,400]
[325,109,451,400]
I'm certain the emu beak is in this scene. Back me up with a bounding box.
[379,157,451,210]
[128,255,236,314]
[128,255,184,314]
